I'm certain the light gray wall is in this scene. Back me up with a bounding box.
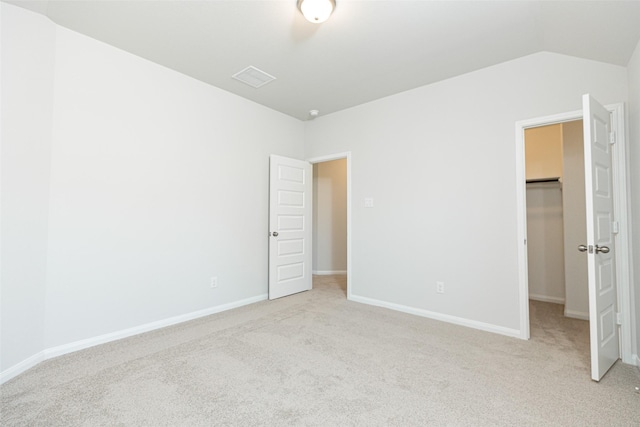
[305,52,628,333]
[1,4,56,371]
[312,159,347,274]
[43,26,304,349]
[561,120,589,319]
[628,39,640,366]
[1,4,304,375]
[526,182,565,303]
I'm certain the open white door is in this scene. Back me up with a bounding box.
[582,94,620,381]
[268,155,312,300]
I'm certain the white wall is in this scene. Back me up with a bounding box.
[628,39,640,365]
[526,182,565,303]
[1,4,56,371]
[305,52,628,333]
[312,159,347,274]
[561,120,589,319]
[1,4,304,376]
[42,26,304,349]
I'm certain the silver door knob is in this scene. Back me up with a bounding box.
[271,231,279,237]
[578,244,588,252]
[595,245,609,254]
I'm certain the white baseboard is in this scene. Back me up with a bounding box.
[1,294,267,385]
[564,309,589,320]
[348,294,521,339]
[0,351,45,385]
[312,270,347,275]
[529,294,565,304]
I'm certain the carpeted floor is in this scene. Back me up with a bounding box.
[1,275,639,426]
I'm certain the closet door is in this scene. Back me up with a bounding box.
[582,94,619,381]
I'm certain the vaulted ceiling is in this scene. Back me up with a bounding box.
[7,0,640,120]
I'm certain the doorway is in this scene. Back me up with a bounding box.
[524,120,592,362]
[524,120,588,320]
[308,152,352,299]
[515,103,634,370]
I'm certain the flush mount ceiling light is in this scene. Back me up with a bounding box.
[297,0,336,24]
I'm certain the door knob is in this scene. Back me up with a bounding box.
[271,231,279,237]
[578,244,588,252]
[595,245,609,254]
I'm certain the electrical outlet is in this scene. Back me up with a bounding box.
[436,281,445,294]
[210,277,218,288]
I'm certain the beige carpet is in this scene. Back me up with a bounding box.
[1,275,639,426]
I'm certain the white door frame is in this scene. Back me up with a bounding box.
[514,103,635,364]
[307,152,352,299]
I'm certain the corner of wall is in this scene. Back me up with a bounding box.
[1,1,56,374]
[626,38,640,369]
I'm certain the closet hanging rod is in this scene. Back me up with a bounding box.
[526,177,560,184]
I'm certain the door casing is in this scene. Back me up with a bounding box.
[514,104,635,365]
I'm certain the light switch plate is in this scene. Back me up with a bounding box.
[364,198,374,208]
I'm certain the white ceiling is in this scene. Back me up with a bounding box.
[7,0,640,120]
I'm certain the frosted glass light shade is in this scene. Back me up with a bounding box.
[298,0,336,24]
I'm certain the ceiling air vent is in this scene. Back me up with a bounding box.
[232,66,276,88]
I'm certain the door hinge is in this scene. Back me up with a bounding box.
[613,221,619,234]
[609,131,616,145]
[616,312,622,326]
